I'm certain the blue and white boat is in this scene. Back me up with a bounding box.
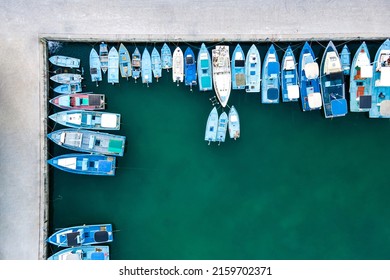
[261,44,280,103]
[184,47,197,90]
[245,44,261,93]
[119,43,131,80]
[216,111,228,145]
[369,39,390,118]
[142,48,152,86]
[340,45,351,75]
[228,106,240,140]
[151,47,162,81]
[212,46,231,107]
[231,44,246,90]
[89,48,102,86]
[131,47,141,82]
[50,73,83,84]
[47,224,114,247]
[197,43,213,91]
[161,43,172,71]
[49,55,80,68]
[53,83,82,94]
[319,41,348,118]
[172,47,184,85]
[99,42,109,74]
[281,46,299,102]
[47,129,126,156]
[48,245,110,260]
[298,42,322,111]
[49,110,121,130]
[108,46,119,85]
[204,107,218,145]
[48,153,116,176]
[349,42,372,112]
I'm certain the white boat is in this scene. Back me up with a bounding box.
[216,111,228,145]
[50,73,83,84]
[204,107,218,145]
[107,47,119,85]
[172,47,184,85]
[212,46,231,107]
[49,55,80,68]
[228,106,240,140]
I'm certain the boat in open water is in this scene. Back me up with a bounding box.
[50,73,83,84]
[212,45,231,107]
[161,43,172,71]
[131,47,141,82]
[47,224,114,247]
[216,111,228,145]
[48,245,110,260]
[245,44,261,93]
[89,48,102,86]
[320,41,348,118]
[49,110,121,130]
[197,43,213,91]
[49,93,105,110]
[204,107,218,145]
[231,44,246,90]
[172,47,184,85]
[349,42,373,112]
[49,55,80,68]
[142,48,152,86]
[281,46,299,102]
[108,47,119,85]
[228,106,240,140]
[369,39,390,118]
[119,43,131,80]
[53,83,82,94]
[298,42,322,111]
[151,47,162,81]
[340,44,351,75]
[99,42,109,74]
[262,44,280,103]
[184,47,197,90]
[47,128,126,156]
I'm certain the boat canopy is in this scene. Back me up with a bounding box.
[287,85,300,99]
[267,88,279,100]
[379,100,390,116]
[377,67,390,86]
[304,62,319,79]
[101,114,118,128]
[268,62,280,76]
[331,99,348,116]
[235,59,245,67]
[360,65,373,78]
[324,52,342,74]
[308,92,322,109]
[284,57,295,70]
[359,95,372,109]
[57,157,77,169]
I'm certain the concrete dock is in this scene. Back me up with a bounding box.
[0,0,388,260]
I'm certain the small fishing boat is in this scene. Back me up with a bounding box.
[349,42,373,112]
[99,42,109,74]
[53,83,82,94]
[184,47,197,90]
[212,45,231,107]
[262,44,280,103]
[228,105,240,140]
[48,245,110,260]
[50,73,83,84]
[172,46,184,85]
[47,224,114,247]
[49,93,105,110]
[89,48,102,86]
[131,47,142,81]
[197,43,213,91]
[161,43,172,71]
[107,47,119,85]
[340,44,351,75]
[298,42,322,111]
[281,46,299,102]
[142,48,152,86]
[47,129,126,156]
[245,44,261,93]
[49,110,121,130]
[204,107,218,145]
[151,47,162,81]
[49,55,80,68]
[319,41,348,118]
[369,39,390,118]
[119,43,131,80]
[231,44,246,90]
[216,111,228,145]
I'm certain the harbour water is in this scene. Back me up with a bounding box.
[48,41,390,260]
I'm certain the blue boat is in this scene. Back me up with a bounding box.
[340,45,351,75]
[228,106,240,140]
[48,153,116,176]
[281,46,299,102]
[204,107,218,145]
[197,43,213,91]
[47,129,126,156]
[53,83,82,94]
[245,44,261,93]
[298,42,322,111]
[231,44,246,90]
[131,47,141,82]
[49,110,121,130]
[349,42,372,112]
[89,48,102,86]
[216,111,228,145]
[47,224,114,247]
[184,47,197,90]
[151,47,162,81]
[99,42,109,74]
[319,41,348,118]
[161,43,172,71]
[142,48,152,86]
[48,246,110,260]
[119,43,131,80]
[261,44,280,103]
[369,39,390,118]
[108,46,119,85]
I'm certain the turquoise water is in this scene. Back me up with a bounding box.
[48,41,390,260]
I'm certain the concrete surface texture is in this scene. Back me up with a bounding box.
[0,0,388,260]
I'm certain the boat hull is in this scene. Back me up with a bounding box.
[49,55,80,68]
[49,94,105,110]
[205,107,218,143]
[197,43,213,91]
[89,48,102,83]
[184,47,197,88]
[281,46,299,102]
[142,48,152,84]
[245,44,261,93]
[212,46,231,107]
[262,45,280,103]
[119,43,131,79]
[48,246,110,260]
[232,44,246,90]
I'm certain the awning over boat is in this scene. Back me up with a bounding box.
[101,114,118,128]
[268,62,280,76]
[287,85,300,99]
[97,160,113,173]
[304,62,319,79]
[94,230,110,242]
[200,59,209,69]
[331,99,348,116]
[360,65,373,78]
[359,95,372,109]
[57,157,77,169]
[108,139,124,154]
[284,57,295,70]
[308,92,322,109]
[91,252,105,260]
[267,88,279,100]
[235,60,245,67]
[379,67,390,86]
[379,100,390,116]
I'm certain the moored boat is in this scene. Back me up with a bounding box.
[108,47,119,85]
[53,83,82,94]
[131,47,142,81]
[99,42,109,74]
[48,245,110,260]
[231,44,246,90]
[204,107,218,145]
[184,47,197,90]
[49,55,80,68]
[151,47,162,81]
[245,44,261,93]
[161,43,172,71]
[49,93,105,110]
[340,44,351,75]
[281,46,300,102]
[89,48,102,86]
[212,45,231,107]
[197,43,213,91]
[50,73,83,84]
[261,44,280,103]
[142,48,152,86]
[172,47,184,85]
[228,105,240,140]
[119,43,131,80]
[216,111,228,145]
